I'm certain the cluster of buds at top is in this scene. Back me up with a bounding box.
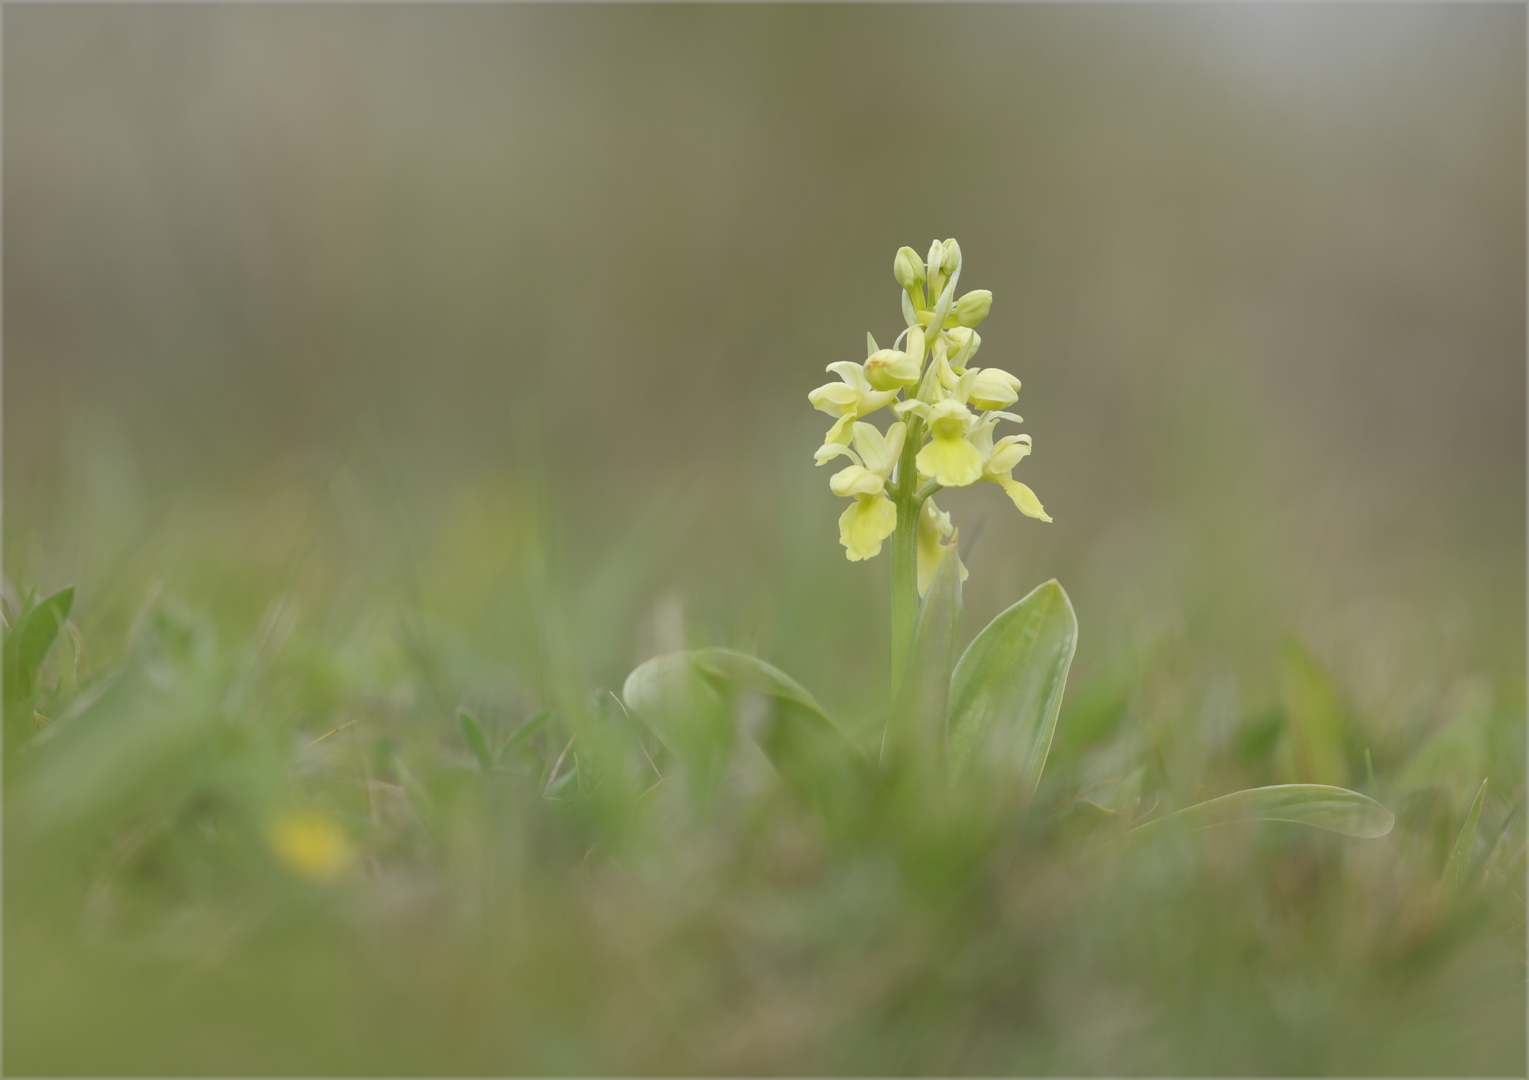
[809,239,1049,589]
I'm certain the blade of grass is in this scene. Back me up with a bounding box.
[1443,777,1488,891]
[458,708,494,771]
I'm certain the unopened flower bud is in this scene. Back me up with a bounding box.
[906,325,926,362]
[926,239,945,275]
[893,247,925,293]
[954,289,992,328]
[864,348,922,391]
[941,238,962,275]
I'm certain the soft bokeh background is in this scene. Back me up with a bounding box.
[5,4,1524,1074]
[8,4,1523,701]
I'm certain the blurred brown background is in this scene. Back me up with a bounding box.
[5,4,1523,717]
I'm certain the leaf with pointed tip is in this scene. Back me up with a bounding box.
[13,586,74,702]
[1443,778,1488,891]
[883,543,962,768]
[458,708,493,772]
[392,754,434,830]
[1130,784,1395,840]
[504,709,549,750]
[947,579,1077,798]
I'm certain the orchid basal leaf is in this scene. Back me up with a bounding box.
[946,579,1077,798]
[622,648,864,810]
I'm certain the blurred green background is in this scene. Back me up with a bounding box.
[4,4,1524,1075]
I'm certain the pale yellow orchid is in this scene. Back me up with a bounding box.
[917,496,969,596]
[936,357,1021,413]
[970,413,1051,522]
[943,326,982,369]
[817,421,907,561]
[808,361,899,448]
[965,367,1022,411]
[899,398,984,488]
[810,240,1052,578]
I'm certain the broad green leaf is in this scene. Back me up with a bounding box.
[946,579,1077,798]
[623,648,864,809]
[458,708,493,771]
[694,649,868,808]
[622,651,736,796]
[1279,637,1348,786]
[1443,777,1488,891]
[1129,784,1395,840]
[884,543,962,767]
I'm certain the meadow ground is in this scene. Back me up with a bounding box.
[4,441,1524,1074]
[5,5,1524,1074]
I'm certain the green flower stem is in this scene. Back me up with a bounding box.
[890,414,925,692]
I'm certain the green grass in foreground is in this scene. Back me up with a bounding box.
[4,468,1524,1076]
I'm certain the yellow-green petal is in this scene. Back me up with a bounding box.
[830,464,885,498]
[918,499,951,596]
[917,433,984,488]
[839,494,898,561]
[809,382,858,415]
[968,368,1021,411]
[865,349,921,391]
[815,442,861,467]
[823,412,856,448]
[985,435,1033,477]
[999,478,1052,522]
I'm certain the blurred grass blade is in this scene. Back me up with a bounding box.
[392,754,434,830]
[883,543,962,768]
[9,585,74,702]
[498,709,549,763]
[1279,638,1348,786]
[458,707,493,771]
[1130,784,1395,840]
[946,579,1077,798]
[1443,777,1488,890]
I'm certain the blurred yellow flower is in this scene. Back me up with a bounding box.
[266,810,355,883]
